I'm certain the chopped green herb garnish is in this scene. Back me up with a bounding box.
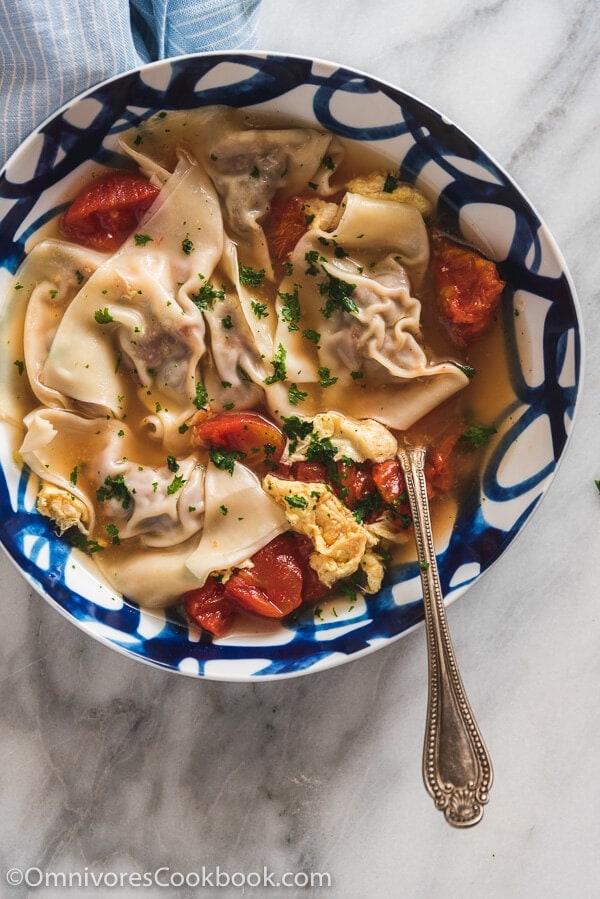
[302,328,320,345]
[96,474,132,509]
[191,282,225,311]
[209,447,245,475]
[221,314,234,329]
[166,455,179,472]
[382,173,399,193]
[264,343,287,385]
[321,154,336,171]
[105,523,121,545]
[94,307,114,324]
[134,233,153,246]
[251,300,269,319]
[219,504,228,516]
[288,383,308,406]
[249,165,260,179]
[285,494,308,510]
[459,422,497,448]
[459,364,477,379]
[318,366,338,388]
[239,265,265,287]
[69,466,78,486]
[319,274,358,318]
[13,359,24,375]
[181,236,194,255]
[167,474,186,495]
[193,381,209,410]
[281,415,313,452]
[304,249,322,276]
[278,284,301,331]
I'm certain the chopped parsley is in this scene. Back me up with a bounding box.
[67,532,103,554]
[96,474,132,509]
[166,455,179,472]
[281,415,313,452]
[318,366,338,388]
[239,265,265,287]
[69,466,78,486]
[382,173,399,193]
[209,447,245,475]
[288,383,308,406]
[134,233,153,246]
[319,273,359,318]
[13,359,24,375]
[321,154,336,171]
[302,328,320,345]
[219,504,228,516]
[249,165,260,179]
[459,363,477,379]
[193,381,209,410]
[285,494,309,510]
[304,249,323,276]
[167,473,186,495]
[251,300,269,319]
[459,421,497,448]
[221,314,234,329]
[191,282,225,311]
[94,307,114,324]
[105,523,121,545]
[278,285,301,331]
[181,235,194,255]
[264,343,287,385]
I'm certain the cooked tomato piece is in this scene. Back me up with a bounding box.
[425,422,465,497]
[372,458,406,505]
[61,171,160,251]
[292,459,330,485]
[224,534,304,618]
[193,411,286,469]
[430,230,505,346]
[263,192,311,272]
[291,532,330,603]
[182,577,237,637]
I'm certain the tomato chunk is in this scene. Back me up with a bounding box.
[263,192,311,272]
[182,578,237,637]
[224,534,304,618]
[193,411,286,469]
[61,171,160,251]
[430,230,505,346]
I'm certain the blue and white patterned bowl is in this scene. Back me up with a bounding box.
[0,52,582,681]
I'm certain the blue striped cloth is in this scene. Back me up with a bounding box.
[0,0,262,167]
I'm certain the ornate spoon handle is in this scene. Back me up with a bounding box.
[397,446,493,827]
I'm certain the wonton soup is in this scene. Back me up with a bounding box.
[0,106,507,637]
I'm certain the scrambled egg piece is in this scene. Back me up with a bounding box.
[346,171,432,216]
[37,484,88,534]
[287,411,398,464]
[304,197,340,231]
[262,475,384,593]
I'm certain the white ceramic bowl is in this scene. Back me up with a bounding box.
[0,52,582,680]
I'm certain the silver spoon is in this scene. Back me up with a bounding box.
[397,445,493,827]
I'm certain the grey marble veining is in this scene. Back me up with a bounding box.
[2,1,600,897]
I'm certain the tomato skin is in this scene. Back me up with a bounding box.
[193,411,286,469]
[223,534,304,618]
[61,171,160,251]
[263,192,311,272]
[372,459,405,506]
[430,230,505,346]
[182,578,236,638]
[425,423,464,497]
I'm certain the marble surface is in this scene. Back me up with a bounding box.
[1,1,599,897]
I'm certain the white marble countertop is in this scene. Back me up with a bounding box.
[1,2,599,897]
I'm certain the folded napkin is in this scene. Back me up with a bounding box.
[0,0,262,167]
